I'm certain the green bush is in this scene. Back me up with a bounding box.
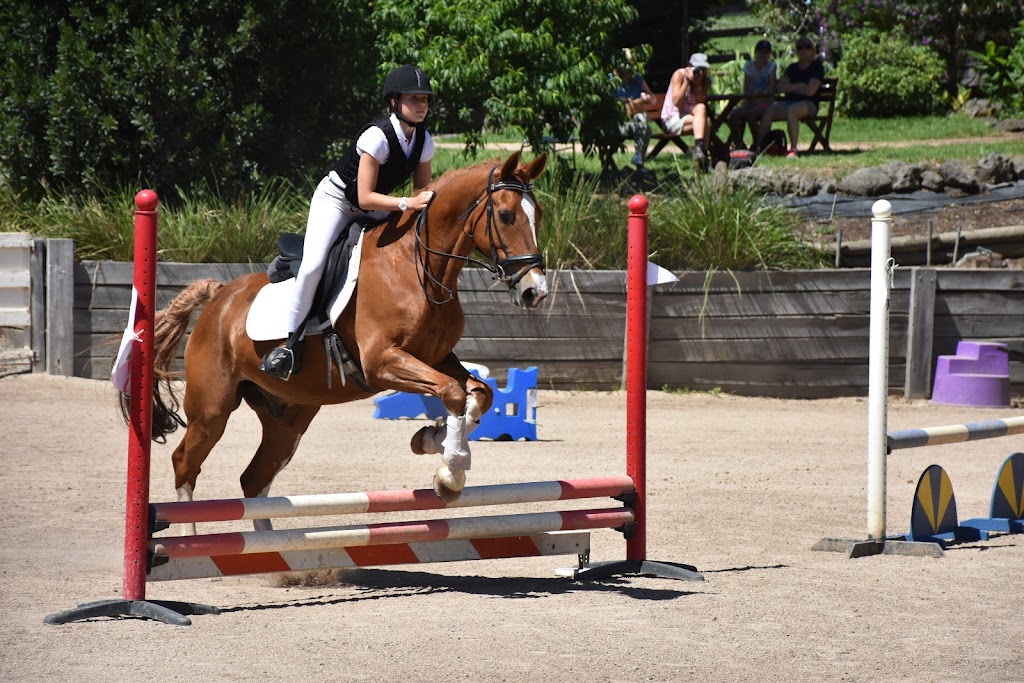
[835,29,947,117]
[971,21,1024,117]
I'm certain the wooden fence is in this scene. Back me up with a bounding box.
[45,250,1021,399]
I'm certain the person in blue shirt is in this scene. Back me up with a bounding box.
[726,40,777,148]
[612,51,655,168]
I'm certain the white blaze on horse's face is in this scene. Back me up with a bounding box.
[514,193,548,309]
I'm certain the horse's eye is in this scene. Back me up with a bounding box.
[498,209,515,225]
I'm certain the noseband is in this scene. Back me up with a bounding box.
[415,164,545,304]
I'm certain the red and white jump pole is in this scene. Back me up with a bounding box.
[45,192,701,626]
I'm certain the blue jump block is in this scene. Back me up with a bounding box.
[372,392,446,420]
[372,366,538,441]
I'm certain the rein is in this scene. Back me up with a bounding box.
[414,164,545,305]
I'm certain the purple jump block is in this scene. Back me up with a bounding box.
[931,341,1010,409]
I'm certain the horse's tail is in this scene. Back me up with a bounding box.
[118,279,226,442]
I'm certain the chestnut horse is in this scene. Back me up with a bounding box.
[135,151,548,532]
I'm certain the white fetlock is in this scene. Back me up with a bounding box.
[434,465,466,502]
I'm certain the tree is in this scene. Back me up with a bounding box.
[0,1,377,199]
[371,0,640,156]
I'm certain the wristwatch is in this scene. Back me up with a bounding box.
[398,197,408,212]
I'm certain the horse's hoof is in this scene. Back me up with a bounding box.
[433,465,466,503]
[411,418,445,455]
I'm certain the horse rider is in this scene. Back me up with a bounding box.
[261,65,438,380]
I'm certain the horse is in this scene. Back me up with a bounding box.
[129,151,548,532]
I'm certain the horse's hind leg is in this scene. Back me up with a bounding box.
[170,386,241,535]
[241,386,321,531]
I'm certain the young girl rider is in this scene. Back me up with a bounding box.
[261,65,437,379]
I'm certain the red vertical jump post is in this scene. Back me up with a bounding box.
[625,194,649,563]
[123,189,158,600]
[44,191,217,626]
[573,195,702,582]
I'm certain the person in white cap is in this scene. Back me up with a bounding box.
[660,52,712,165]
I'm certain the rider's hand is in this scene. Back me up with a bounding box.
[409,190,434,211]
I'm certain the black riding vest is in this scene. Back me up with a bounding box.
[327,116,426,210]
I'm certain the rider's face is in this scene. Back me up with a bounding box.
[399,94,430,123]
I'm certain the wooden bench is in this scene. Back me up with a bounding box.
[804,77,837,152]
[742,77,838,153]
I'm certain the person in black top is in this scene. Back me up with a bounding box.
[261,65,437,379]
[755,36,824,158]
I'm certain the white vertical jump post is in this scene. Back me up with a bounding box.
[44,192,700,627]
[815,200,1024,558]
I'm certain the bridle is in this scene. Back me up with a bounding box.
[415,164,545,305]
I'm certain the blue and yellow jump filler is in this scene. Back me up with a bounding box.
[904,452,1024,549]
[373,366,538,441]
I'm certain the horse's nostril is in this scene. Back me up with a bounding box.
[521,288,538,307]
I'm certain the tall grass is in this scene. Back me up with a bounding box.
[649,171,826,271]
[533,161,629,270]
[0,177,308,262]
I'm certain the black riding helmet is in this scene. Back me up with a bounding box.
[383,65,435,100]
[383,65,435,129]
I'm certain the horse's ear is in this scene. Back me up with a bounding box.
[500,150,522,179]
[520,153,547,180]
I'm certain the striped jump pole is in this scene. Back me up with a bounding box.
[887,417,1024,451]
[152,508,634,559]
[151,476,636,524]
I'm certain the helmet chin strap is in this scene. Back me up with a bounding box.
[391,105,426,130]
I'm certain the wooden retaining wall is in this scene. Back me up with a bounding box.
[61,259,1023,399]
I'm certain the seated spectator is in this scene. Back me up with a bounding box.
[755,36,823,158]
[661,52,712,164]
[613,52,655,168]
[726,40,777,148]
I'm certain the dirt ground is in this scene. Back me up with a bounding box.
[2,373,1022,682]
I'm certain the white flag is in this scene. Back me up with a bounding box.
[110,287,140,393]
[646,261,678,285]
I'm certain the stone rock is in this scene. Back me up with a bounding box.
[836,167,892,196]
[920,169,945,192]
[938,159,980,193]
[976,152,1014,185]
[1011,156,1024,180]
[776,172,818,197]
[815,177,836,194]
[995,119,1024,133]
[730,167,777,195]
[881,161,924,193]
[963,98,1002,118]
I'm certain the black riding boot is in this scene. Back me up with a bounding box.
[261,341,303,380]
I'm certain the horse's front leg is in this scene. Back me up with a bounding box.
[367,351,492,501]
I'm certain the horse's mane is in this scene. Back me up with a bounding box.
[428,157,503,192]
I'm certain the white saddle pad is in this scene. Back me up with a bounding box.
[246,231,365,341]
